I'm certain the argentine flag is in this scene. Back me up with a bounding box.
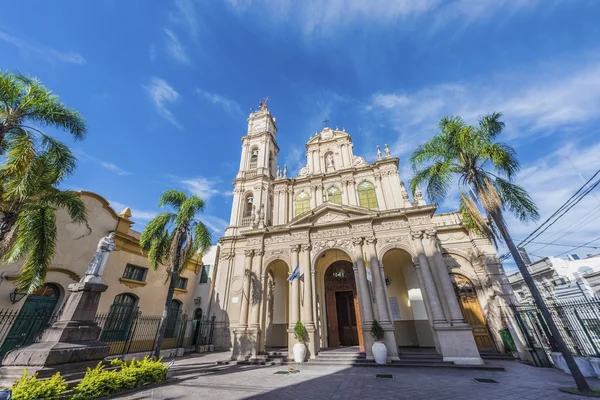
[288,265,301,282]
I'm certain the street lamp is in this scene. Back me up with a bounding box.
[9,289,27,304]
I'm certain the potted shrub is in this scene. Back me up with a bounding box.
[293,320,308,363]
[371,319,387,364]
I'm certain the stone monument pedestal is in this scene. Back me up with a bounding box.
[0,282,109,386]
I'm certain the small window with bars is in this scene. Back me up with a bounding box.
[122,264,147,282]
[175,277,188,290]
[200,265,210,284]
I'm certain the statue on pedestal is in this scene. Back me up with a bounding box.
[82,232,116,283]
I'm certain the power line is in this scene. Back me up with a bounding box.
[498,167,600,261]
[518,169,600,249]
[555,236,600,258]
[516,240,600,250]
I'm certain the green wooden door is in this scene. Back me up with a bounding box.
[0,284,60,357]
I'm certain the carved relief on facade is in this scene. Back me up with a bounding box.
[291,231,309,241]
[219,251,235,261]
[352,223,372,233]
[438,232,467,242]
[377,235,410,249]
[310,227,351,240]
[264,234,290,245]
[311,238,354,257]
[408,216,430,225]
[372,219,408,232]
[247,238,262,247]
[265,248,290,259]
[314,211,348,224]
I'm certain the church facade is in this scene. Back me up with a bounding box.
[211,106,526,364]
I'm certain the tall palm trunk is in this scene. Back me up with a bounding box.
[152,230,185,359]
[490,211,591,393]
[0,211,17,243]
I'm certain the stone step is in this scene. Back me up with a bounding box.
[397,353,443,359]
[307,359,504,370]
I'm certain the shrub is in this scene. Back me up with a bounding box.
[10,369,67,400]
[293,320,308,343]
[370,319,385,341]
[72,357,167,399]
[72,363,135,400]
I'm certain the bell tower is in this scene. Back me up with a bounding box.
[225,100,279,236]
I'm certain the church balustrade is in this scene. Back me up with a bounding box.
[241,216,253,227]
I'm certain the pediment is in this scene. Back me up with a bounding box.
[287,203,376,227]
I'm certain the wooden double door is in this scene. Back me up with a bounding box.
[324,261,364,349]
[452,274,496,351]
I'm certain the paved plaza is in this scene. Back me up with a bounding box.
[117,352,600,400]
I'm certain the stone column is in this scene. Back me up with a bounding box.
[352,237,375,359]
[239,249,254,328]
[311,268,320,353]
[411,230,446,325]
[250,250,264,328]
[426,229,466,325]
[290,245,301,326]
[373,175,387,210]
[365,237,398,359]
[301,243,317,358]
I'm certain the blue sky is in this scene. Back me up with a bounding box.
[2,0,600,268]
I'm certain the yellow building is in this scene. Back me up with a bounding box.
[0,191,216,357]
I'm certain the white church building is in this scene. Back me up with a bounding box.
[208,104,526,364]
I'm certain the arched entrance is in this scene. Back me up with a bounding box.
[264,259,289,349]
[451,274,495,351]
[324,261,363,348]
[192,308,203,346]
[382,248,434,348]
[0,283,61,357]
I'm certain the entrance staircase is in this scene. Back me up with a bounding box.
[237,347,507,370]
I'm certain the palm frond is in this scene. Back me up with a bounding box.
[39,189,87,224]
[139,212,175,252]
[159,190,187,209]
[459,192,497,246]
[480,142,519,179]
[493,177,540,222]
[176,196,204,226]
[147,230,170,270]
[410,161,455,205]
[192,221,212,256]
[477,112,505,140]
[10,206,57,293]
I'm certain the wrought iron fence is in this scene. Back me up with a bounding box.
[0,306,216,359]
[0,308,59,358]
[94,308,216,357]
[511,297,600,366]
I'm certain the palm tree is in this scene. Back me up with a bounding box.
[140,190,212,358]
[0,137,87,293]
[410,112,591,393]
[0,71,86,154]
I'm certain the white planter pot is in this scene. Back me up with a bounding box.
[293,343,307,363]
[372,341,388,364]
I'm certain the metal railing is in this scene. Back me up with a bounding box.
[0,308,59,358]
[511,297,600,366]
[0,306,216,359]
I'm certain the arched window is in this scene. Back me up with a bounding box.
[101,293,138,342]
[249,148,259,168]
[165,299,182,338]
[245,193,254,217]
[295,191,311,216]
[326,186,342,204]
[357,181,378,209]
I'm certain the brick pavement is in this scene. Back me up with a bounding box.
[117,352,600,399]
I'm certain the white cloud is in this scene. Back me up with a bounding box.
[74,149,131,176]
[199,215,229,237]
[108,200,158,222]
[143,77,183,130]
[366,59,600,157]
[179,176,232,199]
[196,89,243,117]
[169,0,198,39]
[164,29,190,65]
[226,0,558,37]
[99,162,131,176]
[0,29,85,65]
